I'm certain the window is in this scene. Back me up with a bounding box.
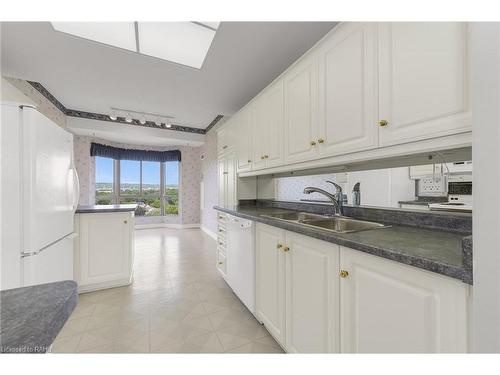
[165,161,179,215]
[95,158,179,217]
[95,156,114,205]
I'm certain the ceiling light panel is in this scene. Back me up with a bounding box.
[137,22,216,69]
[52,22,136,52]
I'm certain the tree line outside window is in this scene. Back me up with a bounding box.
[95,156,179,216]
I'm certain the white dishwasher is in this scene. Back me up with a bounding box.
[226,214,255,314]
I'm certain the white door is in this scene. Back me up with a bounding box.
[78,213,132,287]
[21,107,75,254]
[284,53,319,163]
[285,232,340,353]
[255,223,286,346]
[378,22,471,146]
[23,236,74,287]
[339,246,468,353]
[318,23,379,157]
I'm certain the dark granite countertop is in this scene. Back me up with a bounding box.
[0,281,78,353]
[76,204,137,213]
[398,197,448,206]
[215,204,472,284]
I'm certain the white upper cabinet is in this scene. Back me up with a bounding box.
[317,23,379,156]
[252,80,284,170]
[235,107,253,172]
[283,53,319,164]
[217,119,237,156]
[339,246,468,353]
[378,22,471,146]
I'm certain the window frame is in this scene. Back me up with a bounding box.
[95,157,179,216]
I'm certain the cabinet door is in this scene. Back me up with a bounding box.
[255,223,286,346]
[225,152,237,207]
[236,107,253,172]
[251,96,268,171]
[339,246,468,353]
[217,127,228,156]
[217,158,226,206]
[263,81,284,168]
[378,23,471,146]
[318,23,378,157]
[285,232,339,353]
[284,53,319,163]
[79,212,132,287]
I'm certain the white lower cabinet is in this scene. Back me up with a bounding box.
[74,211,135,293]
[255,223,286,346]
[254,224,469,353]
[339,246,468,353]
[255,223,339,352]
[285,232,339,353]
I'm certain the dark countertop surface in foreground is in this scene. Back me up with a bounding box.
[76,204,137,213]
[215,205,472,284]
[0,281,78,353]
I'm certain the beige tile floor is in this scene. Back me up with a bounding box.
[52,228,284,354]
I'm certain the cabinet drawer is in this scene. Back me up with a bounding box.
[217,251,227,276]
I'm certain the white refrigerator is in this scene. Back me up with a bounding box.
[1,102,79,290]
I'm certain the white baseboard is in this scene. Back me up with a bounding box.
[135,223,201,230]
[201,226,217,240]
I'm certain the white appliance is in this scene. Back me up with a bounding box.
[1,102,79,290]
[429,177,472,212]
[226,215,255,313]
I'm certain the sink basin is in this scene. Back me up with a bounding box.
[261,212,331,221]
[300,217,388,234]
[261,211,389,234]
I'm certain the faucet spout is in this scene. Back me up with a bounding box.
[303,187,342,216]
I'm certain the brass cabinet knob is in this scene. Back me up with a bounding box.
[218,261,224,265]
[340,270,349,278]
[124,220,128,224]
[261,155,265,160]
[317,138,325,144]
[247,159,252,163]
[264,154,269,159]
[222,145,228,149]
[310,141,317,146]
[283,246,290,252]
[277,243,283,249]
[379,119,389,127]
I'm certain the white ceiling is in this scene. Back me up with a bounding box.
[1,22,336,129]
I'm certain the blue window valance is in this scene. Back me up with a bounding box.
[90,142,181,162]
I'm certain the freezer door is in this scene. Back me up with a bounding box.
[21,107,75,254]
[23,235,74,287]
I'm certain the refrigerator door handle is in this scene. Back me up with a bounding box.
[21,232,78,257]
[71,165,80,214]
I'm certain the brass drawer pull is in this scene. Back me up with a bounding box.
[317,138,324,144]
[340,270,349,278]
[379,119,388,127]
[310,141,316,146]
[277,243,283,249]
[283,246,290,252]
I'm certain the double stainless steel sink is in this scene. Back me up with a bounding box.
[261,211,389,234]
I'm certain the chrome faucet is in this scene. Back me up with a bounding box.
[303,186,342,216]
[326,180,343,213]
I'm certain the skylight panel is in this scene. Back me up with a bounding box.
[52,22,136,52]
[137,22,216,69]
[50,21,219,69]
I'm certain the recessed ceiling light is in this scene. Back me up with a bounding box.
[51,22,136,52]
[137,22,216,69]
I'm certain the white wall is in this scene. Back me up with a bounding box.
[275,167,415,207]
[470,22,500,353]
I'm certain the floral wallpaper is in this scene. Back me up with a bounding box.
[73,135,202,225]
[2,77,67,129]
[199,131,218,235]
